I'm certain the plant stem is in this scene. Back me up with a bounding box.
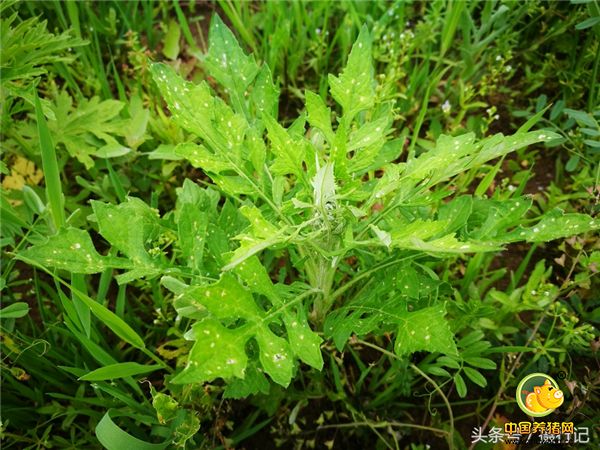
[356,339,455,448]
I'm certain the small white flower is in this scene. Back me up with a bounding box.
[442,100,451,114]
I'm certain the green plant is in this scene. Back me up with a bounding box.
[16,15,599,399]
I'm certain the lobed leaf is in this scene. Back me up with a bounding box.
[394,305,458,356]
[328,25,375,118]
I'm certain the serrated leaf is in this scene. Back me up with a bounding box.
[347,117,389,152]
[92,198,166,282]
[328,25,374,118]
[171,274,320,387]
[172,317,250,384]
[407,234,502,254]
[498,210,599,243]
[394,305,458,356]
[438,196,473,234]
[17,227,126,274]
[223,364,270,399]
[224,205,290,270]
[175,180,213,272]
[282,310,323,370]
[45,92,133,169]
[203,15,259,114]
[251,64,279,118]
[174,142,234,173]
[305,90,334,143]
[151,63,245,153]
[264,114,306,179]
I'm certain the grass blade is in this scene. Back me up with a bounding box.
[79,362,161,381]
[34,89,65,230]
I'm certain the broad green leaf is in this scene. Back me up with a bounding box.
[389,220,447,244]
[498,210,599,243]
[347,117,389,152]
[282,310,323,370]
[438,195,473,234]
[251,64,279,118]
[264,114,307,179]
[203,15,259,114]
[469,197,532,240]
[171,274,320,386]
[324,265,447,351]
[79,362,161,381]
[305,90,334,143]
[172,318,250,384]
[175,180,213,272]
[223,365,270,399]
[92,198,166,282]
[233,255,277,300]
[346,116,391,174]
[174,143,234,173]
[224,205,290,270]
[17,227,127,274]
[405,234,502,254]
[151,63,244,152]
[235,257,323,370]
[328,25,374,118]
[394,305,458,356]
[0,302,29,319]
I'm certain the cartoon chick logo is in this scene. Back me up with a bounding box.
[516,373,564,417]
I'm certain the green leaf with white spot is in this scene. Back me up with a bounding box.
[172,318,249,384]
[92,198,166,282]
[264,114,307,179]
[305,91,334,143]
[203,15,259,115]
[251,65,279,118]
[394,305,458,356]
[17,227,128,274]
[498,210,600,243]
[328,25,374,118]
[171,273,320,386]
[224,205,291,270]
